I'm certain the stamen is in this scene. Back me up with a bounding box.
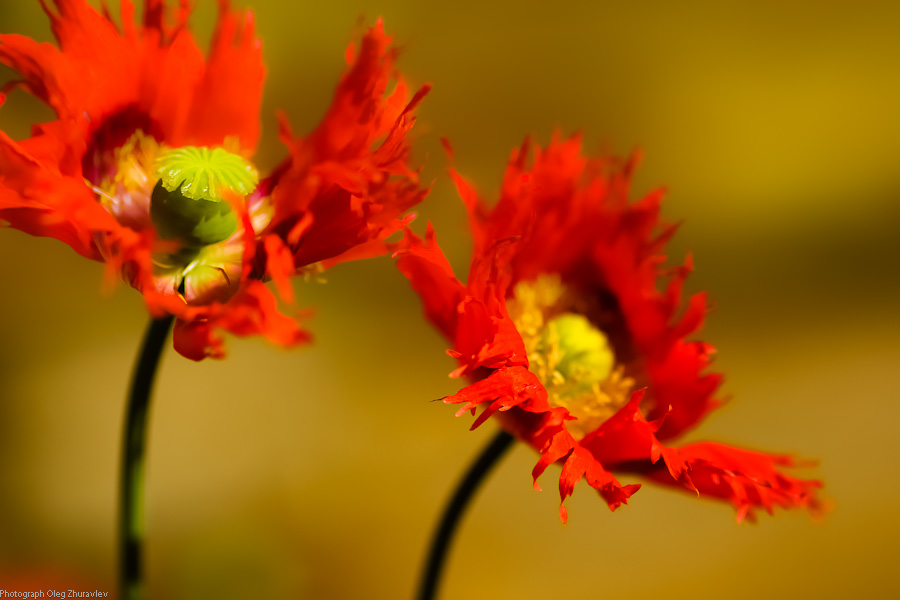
[299,262,327,284]
[94,131,161,230]
[113,132,162,192]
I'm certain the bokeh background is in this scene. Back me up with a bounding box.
[1,0,898,598]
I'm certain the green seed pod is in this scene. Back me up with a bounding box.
[150,180,239,247]
[149,145,259,248]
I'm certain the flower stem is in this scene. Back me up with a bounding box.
[120,315,174,600]
[417,429,515,600]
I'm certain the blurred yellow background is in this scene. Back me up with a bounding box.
[1,0,898,598]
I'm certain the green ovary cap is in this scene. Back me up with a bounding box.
[542,313,615,392]
[155,146,258,202]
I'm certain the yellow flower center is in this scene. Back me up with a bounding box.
[507,274,634,439]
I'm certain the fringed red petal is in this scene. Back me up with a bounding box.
[442,366,551,421]
[649,442,823,523]
[394,225,465,341]
[263,20,429,272]
[559,445,641,523]
[170,281,310,361]
[578,391,822,521]
[185,1,265,150]
[0,139,113,259]
[263,234,297,304]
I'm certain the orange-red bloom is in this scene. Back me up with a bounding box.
[397,135,822,522]
[0,0,428,359]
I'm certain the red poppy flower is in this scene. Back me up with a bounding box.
[397,134,822,522]
[0,0,429,359]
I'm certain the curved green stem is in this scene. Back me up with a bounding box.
[120,315,174,600]
[417,429,515,600]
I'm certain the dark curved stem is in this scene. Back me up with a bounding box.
[120,315,174,600]
[417,429,515,600]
